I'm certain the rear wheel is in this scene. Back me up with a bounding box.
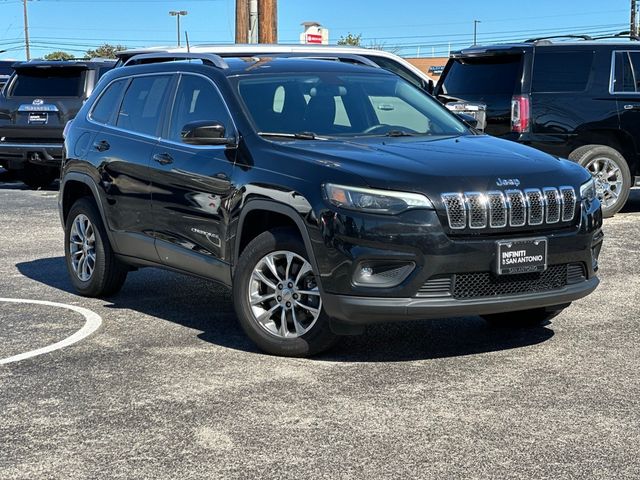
[233,227,339,357]
[482,304,568,327]
[64,197,128,297]
[21,165,58,189]
[569,144,631,217]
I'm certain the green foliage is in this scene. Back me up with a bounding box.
[337,33,362,47]
[44,51,74,61]
[84,44,127,60]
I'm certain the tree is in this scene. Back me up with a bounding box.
[44,51,74,61]
[337,33,362,47]
[84,44,127,60]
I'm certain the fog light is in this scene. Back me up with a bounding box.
[353,262,415,288]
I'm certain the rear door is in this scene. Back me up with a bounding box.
[3,65,87,142]
[89,73,174,261]
[611,50,640,173]
[150,73,237,279]
[436,53,524,136]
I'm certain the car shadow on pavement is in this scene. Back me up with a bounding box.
[17,256,555,362]
[0,168,59,191]
[620,189,640,213]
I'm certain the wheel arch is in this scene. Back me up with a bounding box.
[571,128,638,175]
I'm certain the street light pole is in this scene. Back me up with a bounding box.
[473,19,481,46]
[169,10,188,47]
[632,0,638,37]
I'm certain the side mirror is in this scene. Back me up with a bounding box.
[181,120,234,146]
[455,113,478,129]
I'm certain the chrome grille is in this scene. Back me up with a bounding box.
[441,186,576,231]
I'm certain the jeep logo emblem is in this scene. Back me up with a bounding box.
[496,178,521,187]
[32,99,44,106]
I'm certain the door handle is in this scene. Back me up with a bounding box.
[93,140,110,152]
[153,153,174,165]
[624,104,640,110]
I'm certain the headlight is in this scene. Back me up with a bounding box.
[323,183,433,214]
[580,177,597,202]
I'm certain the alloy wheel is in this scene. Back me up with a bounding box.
[586,156,624,209]
[69,213,96,282]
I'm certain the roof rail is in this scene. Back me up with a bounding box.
[123,52,228,69]
[591,31,640,41]
[525,34,593,43]
[269,53,380,68]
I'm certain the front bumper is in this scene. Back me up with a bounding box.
[323,276,598,323]
[0,142,63,169]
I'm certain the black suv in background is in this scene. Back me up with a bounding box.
[0,59,114,188]
[59,53,602,356]
[435,36,640,217]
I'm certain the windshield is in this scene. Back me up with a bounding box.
[10,68,84,97]
[236,72,467,138]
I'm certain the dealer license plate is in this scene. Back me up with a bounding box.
[28,112,48,124]
[496,238,547,275]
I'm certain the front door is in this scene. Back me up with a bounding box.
[150,73,237,281]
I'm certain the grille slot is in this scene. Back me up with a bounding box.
[453,264,568,299]
[442,186,576,231]
[416,277,453,297]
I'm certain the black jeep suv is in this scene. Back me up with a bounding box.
[59,53,603,356]
[435,35,640,217]
[0,59,114,188]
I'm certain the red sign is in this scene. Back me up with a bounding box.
[306,33,323,44]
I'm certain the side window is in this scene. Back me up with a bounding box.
[365,55,424,89]
[116,75,172,136]
[532,51,594,93]
[168,75,232,143]
[90,79,126,124]
[613,51,640,93]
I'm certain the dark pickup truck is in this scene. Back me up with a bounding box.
[0,59,114,188]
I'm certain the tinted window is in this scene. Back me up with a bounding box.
[91,79,126,124]
[441,55,521,96]
[116,75,171,136]
[613,51,640,92]
[365,55,424,89]
[11,68,84,96]
[168,75,232,142]
[532,51,594,92]
[237,73,467,137]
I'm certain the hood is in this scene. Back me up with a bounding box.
[278,134,590,199]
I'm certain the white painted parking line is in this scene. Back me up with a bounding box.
[0,298,102,365]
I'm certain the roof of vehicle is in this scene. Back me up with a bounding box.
[11,59,116,69]
[117,44,438,82]
[119,55,395,77]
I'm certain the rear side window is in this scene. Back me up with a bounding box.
[532,51,594,93]
[613,51,640,93]
[90,79,126,124]
[441,55,521,96]
[10,68,84,96]
[116,75,172,136]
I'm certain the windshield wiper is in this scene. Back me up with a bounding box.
[258,131,327,140]
[385,130,415,137]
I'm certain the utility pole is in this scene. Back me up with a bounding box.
[473,19,481,46]
[258,0,277,43]
[235,0,249,43]
[249,0,258,43]
[632,0,638,37]
[169,10,188,47]
[23,0,30,61]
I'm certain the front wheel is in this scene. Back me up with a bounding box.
[233,228,339,357]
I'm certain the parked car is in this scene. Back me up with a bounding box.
[0,59,115,188]
[0,60,14,91]
[116,43,437,93]
[435,35,640,217]
[59,53,602,356]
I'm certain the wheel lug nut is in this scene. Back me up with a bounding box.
[277,296,282,302]
[286,301,292,308]
[277,284,283,290]
[288,282,293,288]
[293,293,298,299]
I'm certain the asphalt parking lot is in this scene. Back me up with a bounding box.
[1,170,639,480]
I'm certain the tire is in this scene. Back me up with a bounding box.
[568,144,631,217]
[64,197,128,297]
[21,165,58,189]
[482,304,568,328]
[233,227,339,357]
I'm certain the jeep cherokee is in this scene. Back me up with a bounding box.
[59,53,603,357]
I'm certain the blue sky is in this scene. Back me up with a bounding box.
[0,0,632,60]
